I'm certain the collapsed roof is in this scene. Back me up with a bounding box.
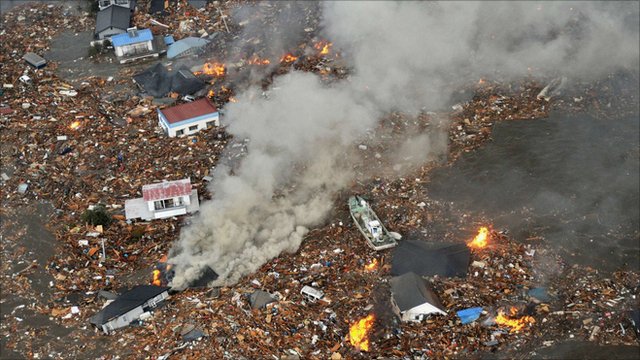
[132,63,205,97]
[391,240,470,278]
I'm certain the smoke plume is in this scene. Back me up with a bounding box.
[168,1,639,288]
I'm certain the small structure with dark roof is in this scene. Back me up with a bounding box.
[95,5,131,40]
[89,285,169,334]
[133,63,204,98]
[390,272,446,322]
[125,178,199,220]
[158,98,219,137]
[249,290,277,309]
[22,52,47,68]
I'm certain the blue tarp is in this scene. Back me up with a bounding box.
[111,29,153,47]
[167,37,209,59]
[164,35,175,45]
[456,307,483,324]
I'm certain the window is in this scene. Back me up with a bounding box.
[206,121,215,128]
[154,200,164,210]
[188,125,198,131]
[175,129,184,136]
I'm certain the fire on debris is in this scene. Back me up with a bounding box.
[247,55,271,65]
[199,62,226,77]
[314,40,332,56]
[280,53,298,64]
[495,307,536,333]
[349,314,375,351]
[468,226,489,249]
[69,120,81,130]
[364,258,379,272]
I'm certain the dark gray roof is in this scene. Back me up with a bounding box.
[133,63,205,97]
[249,290,276,309]
[95,5,131,35]
[390,272,445,312]
[22,52,46,67]
[89,285,169,326]
[391,240,470,278]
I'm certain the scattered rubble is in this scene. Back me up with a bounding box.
[0,1,637,359]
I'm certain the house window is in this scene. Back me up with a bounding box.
[154,198,177,210]
[175,129,184,136]
[189,125,198,131]
[206,121,215,128]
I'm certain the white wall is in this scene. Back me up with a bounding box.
[401,303,446,322]
[165,114,219,138]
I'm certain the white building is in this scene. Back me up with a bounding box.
[158,98,219,138]
[124,178,199,220]
[390,272,447,322]
[111,28,158,63]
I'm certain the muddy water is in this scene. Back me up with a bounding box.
[429,112,639,272]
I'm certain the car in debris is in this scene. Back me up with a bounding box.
[348,195,398,251]
[19,75,32,85]
[301,285,324,303]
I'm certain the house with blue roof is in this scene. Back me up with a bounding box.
[112,28,162,63]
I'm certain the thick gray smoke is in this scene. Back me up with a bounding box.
[168,1,639,288]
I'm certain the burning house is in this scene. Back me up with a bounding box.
[390,272,446,322]
[89,285,169,334]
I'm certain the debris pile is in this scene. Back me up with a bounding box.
[1,2,638,359]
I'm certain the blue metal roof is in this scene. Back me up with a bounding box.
[111,28,153,47]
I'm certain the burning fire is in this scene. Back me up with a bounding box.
[152,269,161,286]
[364,258,379,272]
[495,307,535,333]
[208,89,215,98]
[200,62,226,77]
[349,314,375,352]
[314,40,332,56]
[69,121,81,130]
[280,53,298,63]
[247,55,271,65]
[468,226,489,249]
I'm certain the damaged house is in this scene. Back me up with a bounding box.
[158,98,219,138]
[133,63,205,98]
[94,4,131,40]
[89,285,169,334]
[98,0,135,11]
[111,28,165,64]
[390,271,447,322]
[124,178,200,220]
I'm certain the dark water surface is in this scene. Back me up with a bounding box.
[430,113,639,271]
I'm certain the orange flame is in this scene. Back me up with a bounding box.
[247,55,271,65]
[208,89,215,98]
[314,40,332,56]
[364,259,379,272]
[280,53,298,63]
[468,227,489,249]
[69,121,81,130]
[152,269,161,286]
[349,314,375,352]
[495,307,535,333]
[200,62,225,77]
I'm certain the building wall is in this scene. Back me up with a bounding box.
[115,40,153,57]
[401,303,446,322]
[102,306,144,333]
[146,195,190,212]
[159,112,220,138]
